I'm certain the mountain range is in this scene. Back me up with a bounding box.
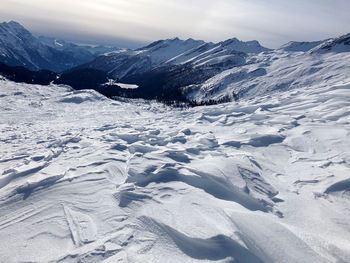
[79,30,350,103]
[1,21,350,104]
[81,37,269,80]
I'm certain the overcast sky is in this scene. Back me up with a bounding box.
[1,0,349,48]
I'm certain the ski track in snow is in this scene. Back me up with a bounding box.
[0,80,350,262]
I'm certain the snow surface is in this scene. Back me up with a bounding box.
[1,78,350,262]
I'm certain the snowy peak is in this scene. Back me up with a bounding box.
[139,37,204,51]
[135,37,206,65]
[219,38,270,53]
[0,21,53,70]
[85,36,266,80]
[1,21,18,33]
[0,21,37,43]
[90,37,209,78]
[1,20,27,33]
[279,40,326,52]
[310,33,350,53]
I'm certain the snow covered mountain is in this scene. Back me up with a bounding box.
[1,77,350,262]
[83,38,205,79]
[0,21,59,71]
[80,32,350,105]
[0,21,119,72]
[83,37,269,80]
[78,36,270,103]
[279,40,326,52]
[187,43,350,103]
[310,33,350,53]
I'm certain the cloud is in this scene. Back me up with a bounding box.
[0,0,349,48]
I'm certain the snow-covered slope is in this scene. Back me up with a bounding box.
[219,38,270,54]
[279,40,325,52]
[165,38,269,66]
[1,78,350,262]
[310,33,350,53]
[186,40,350,103]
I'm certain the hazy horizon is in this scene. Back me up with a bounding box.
[1,0,350,49]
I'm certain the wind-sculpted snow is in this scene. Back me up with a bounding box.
[0,79,350,262]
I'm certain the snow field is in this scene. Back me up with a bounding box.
[0,79,350,262]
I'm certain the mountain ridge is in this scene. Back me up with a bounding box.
[1,21,350,106]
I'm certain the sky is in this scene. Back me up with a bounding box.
[1,0,349,48]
